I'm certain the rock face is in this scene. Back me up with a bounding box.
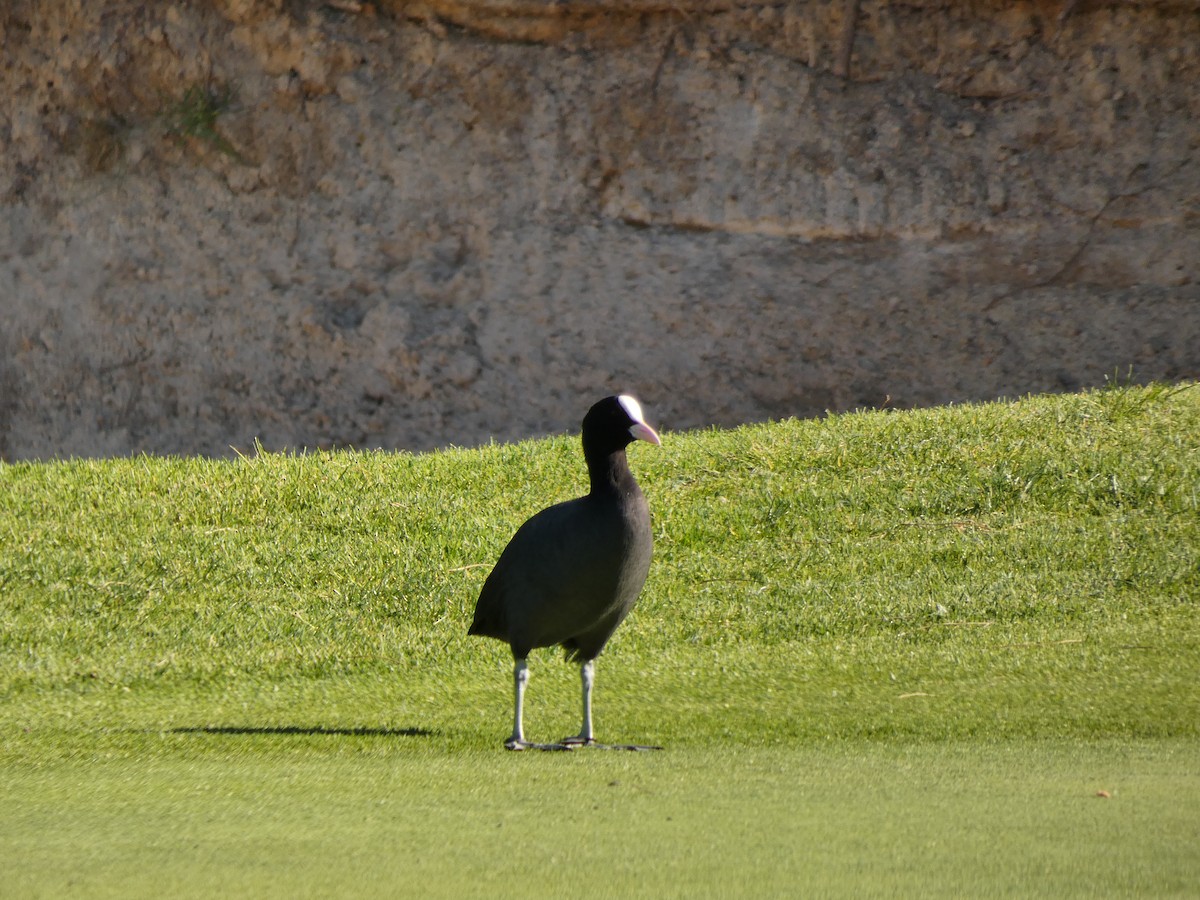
[2,0,1197,459]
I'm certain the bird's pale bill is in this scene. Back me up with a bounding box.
[618,394,661,446]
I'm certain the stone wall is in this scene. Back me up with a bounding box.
[2,0,1197,459]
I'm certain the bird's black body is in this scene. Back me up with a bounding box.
[469,394,659,748]
[469,474,652,661]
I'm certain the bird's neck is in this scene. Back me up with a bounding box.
[587,449,639,499]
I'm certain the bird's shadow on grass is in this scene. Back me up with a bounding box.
[170,725,436,738]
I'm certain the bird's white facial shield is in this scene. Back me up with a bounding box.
[618,394,661,446]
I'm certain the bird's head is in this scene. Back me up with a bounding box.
[582,394,661,457]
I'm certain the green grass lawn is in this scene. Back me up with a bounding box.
[2,383,1198,896]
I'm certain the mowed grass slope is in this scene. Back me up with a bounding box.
[1,383,1198,897]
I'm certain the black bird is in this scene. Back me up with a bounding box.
[469,395,661,750]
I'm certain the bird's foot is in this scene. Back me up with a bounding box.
[505,737,581,751]
[562,738,665,751]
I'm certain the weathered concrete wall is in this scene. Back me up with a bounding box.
[2,0,1197,459]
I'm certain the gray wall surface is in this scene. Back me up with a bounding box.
[2,0,1197,459]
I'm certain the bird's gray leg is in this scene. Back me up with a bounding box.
[506,658,529,750]
[565,659,596,745]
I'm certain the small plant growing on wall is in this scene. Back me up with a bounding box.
[162,81,244,163]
